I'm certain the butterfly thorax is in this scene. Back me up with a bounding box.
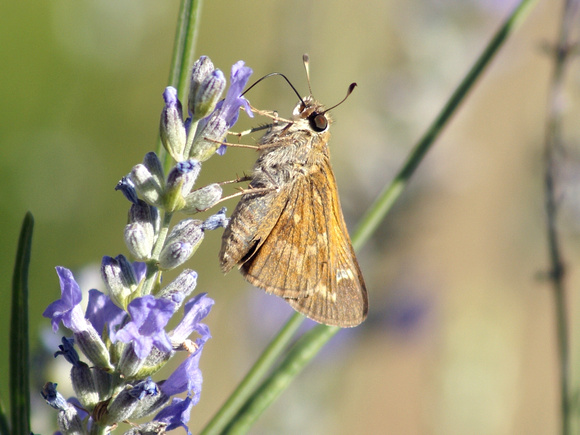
[251,97,332,189]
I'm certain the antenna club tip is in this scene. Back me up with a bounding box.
[303,53,310,63]
[348,82,358,92]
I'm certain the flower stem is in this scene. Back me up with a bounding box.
[223,325,340,434]
[542,1,579,433]
[204,0,540,432]
[200,312,304,435]
[142,211,173,296]
[352,0,539,249]
[159,0,204,171]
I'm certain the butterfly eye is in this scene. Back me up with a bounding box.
[309,113,328,132]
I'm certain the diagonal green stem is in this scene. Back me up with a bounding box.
[200,312,304,435]
[206,0,540,432]
[351,0,538,249]
[222,325,340,434]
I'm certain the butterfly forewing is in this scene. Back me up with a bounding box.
[286,163,367,326]
[240,174,330,298]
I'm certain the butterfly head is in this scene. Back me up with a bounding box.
[293,96,332,133]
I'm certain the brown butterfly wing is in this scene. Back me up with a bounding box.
[240,159,368,327]
[220,186,287,274]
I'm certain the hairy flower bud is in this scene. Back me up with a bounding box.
[164,160,201,212]
[183,183,223,214]
[101,377,159,426]
[190,69,226,122]
[159,219,204,270]
[101,255,139,308]
[131,164,164,206]
[125,201,159,260]
[157,269,198,307]
[188,56,215,112]
[189,112,228,161]
[160,87,187,161]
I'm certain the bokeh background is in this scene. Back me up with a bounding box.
[2,1,580,434]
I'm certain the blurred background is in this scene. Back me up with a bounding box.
[1,0,580,434]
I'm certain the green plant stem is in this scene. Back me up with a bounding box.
[9,212,34,435]
[207,0,540,432]
[352,0,539,249]
[158,0,204,171]
[200,313,304,435]
[142,211,174,297]
[223,325,340,434]
[542,1,579,433]
[0,396,9,435]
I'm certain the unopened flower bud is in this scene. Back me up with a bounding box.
[125,201,159,260]
[188,56,215,113]
[159,242,195,271]
[159,219,204,270]
[124,223,152,261]
[42,382,69,411]
[165,219,204,246]
[183,183,223,214]
[189,112,228,161]
[160,87,187,161]
[91,367,114,401]
[74,327,114,370]
[42,383,85,433]
[164,160,201,212]
[101,255,139,308]
[101,377,159,426]
[71,361,99,409]
[55,335,110,375]
[157,269,198,307]
[131,164,163,206]
[191,69,226,122]
[57,404,84,434]
[117,345,145,379]
[143,152,165,185]
[127,390,170,421]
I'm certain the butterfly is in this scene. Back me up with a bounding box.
[219,60,367,327]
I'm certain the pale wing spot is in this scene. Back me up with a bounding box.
[336,268,355,282]
[316,283,336,302]
[305,244,318,256]
[293,213,301,224]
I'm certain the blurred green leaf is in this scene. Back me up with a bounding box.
[10,212,33,435]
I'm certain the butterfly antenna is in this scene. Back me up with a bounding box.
[242,72,305,106]
[323,82,357,114]
[303,53,313,96]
